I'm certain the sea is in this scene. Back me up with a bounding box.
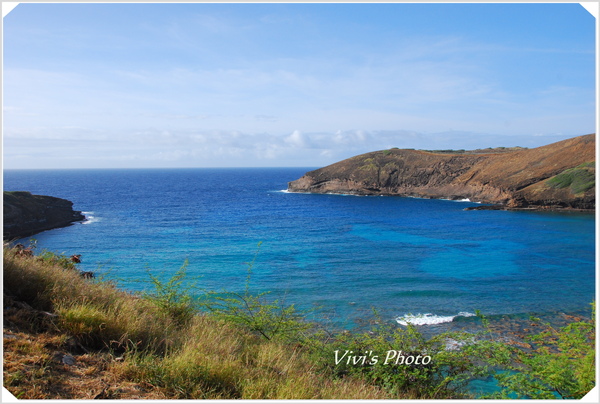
[3,167,596,332]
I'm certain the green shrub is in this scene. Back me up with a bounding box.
[202,290,310,341]
[309,311,496,399]
[200,242,311,341]
[37,250,79,270]
[483,304,595,399]
[142,260,199,326]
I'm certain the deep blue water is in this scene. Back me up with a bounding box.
[3,168,596,329]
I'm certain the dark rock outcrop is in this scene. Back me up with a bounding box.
[3,191,85,240]
[288,134,595,210]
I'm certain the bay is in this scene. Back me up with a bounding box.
[3,168,595,329]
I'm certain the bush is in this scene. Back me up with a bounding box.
[200,242,312,341]
[37,250,79,270]
[309,311,496,399]
[483,304,595,399]
[142,260,198,327]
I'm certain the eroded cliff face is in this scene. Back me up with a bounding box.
[288,134,595,210]
[3,192,86,240]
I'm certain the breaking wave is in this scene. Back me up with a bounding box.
[396,312,476,326]
[81,212,100,225]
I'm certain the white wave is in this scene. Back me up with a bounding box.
[396,312,476,326]
[275,191,480,203]
[270,189,299,194]
[440,197,471,202]
[451,198,483,204]
[275,189,312,194]
[81,212,99,225]
[326,192,361,196]
[278,189,361,196]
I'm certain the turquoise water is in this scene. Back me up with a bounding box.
[4,168,596,328]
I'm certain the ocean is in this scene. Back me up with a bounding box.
[3,167,596,330]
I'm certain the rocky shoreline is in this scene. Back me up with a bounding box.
[464,205,594,213]
[3,191,86,240]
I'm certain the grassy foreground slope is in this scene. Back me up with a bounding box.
[3,245,595,400]
[3,246,392,400]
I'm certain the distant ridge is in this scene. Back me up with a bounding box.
[288,134,595,210]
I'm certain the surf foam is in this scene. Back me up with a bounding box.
[396,312,476,326]
[81,212,99,225]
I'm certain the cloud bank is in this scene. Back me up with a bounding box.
[3,127,581,169]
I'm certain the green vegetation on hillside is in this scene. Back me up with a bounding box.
[546,163,595,194]
[3,244,595,399]
[358,157,378,172]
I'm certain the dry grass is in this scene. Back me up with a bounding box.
[3,297,168,399]
[3,246,397,400]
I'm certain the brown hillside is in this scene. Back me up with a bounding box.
[287,134,595,209]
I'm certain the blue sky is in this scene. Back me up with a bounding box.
[2,2,596,169]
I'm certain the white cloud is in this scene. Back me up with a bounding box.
[2,124,586,169]
[284,130,307,148]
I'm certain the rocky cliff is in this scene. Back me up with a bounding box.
[3,192,86,240]
[288,134,595,210]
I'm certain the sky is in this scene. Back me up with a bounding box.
[2,2,597,169]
